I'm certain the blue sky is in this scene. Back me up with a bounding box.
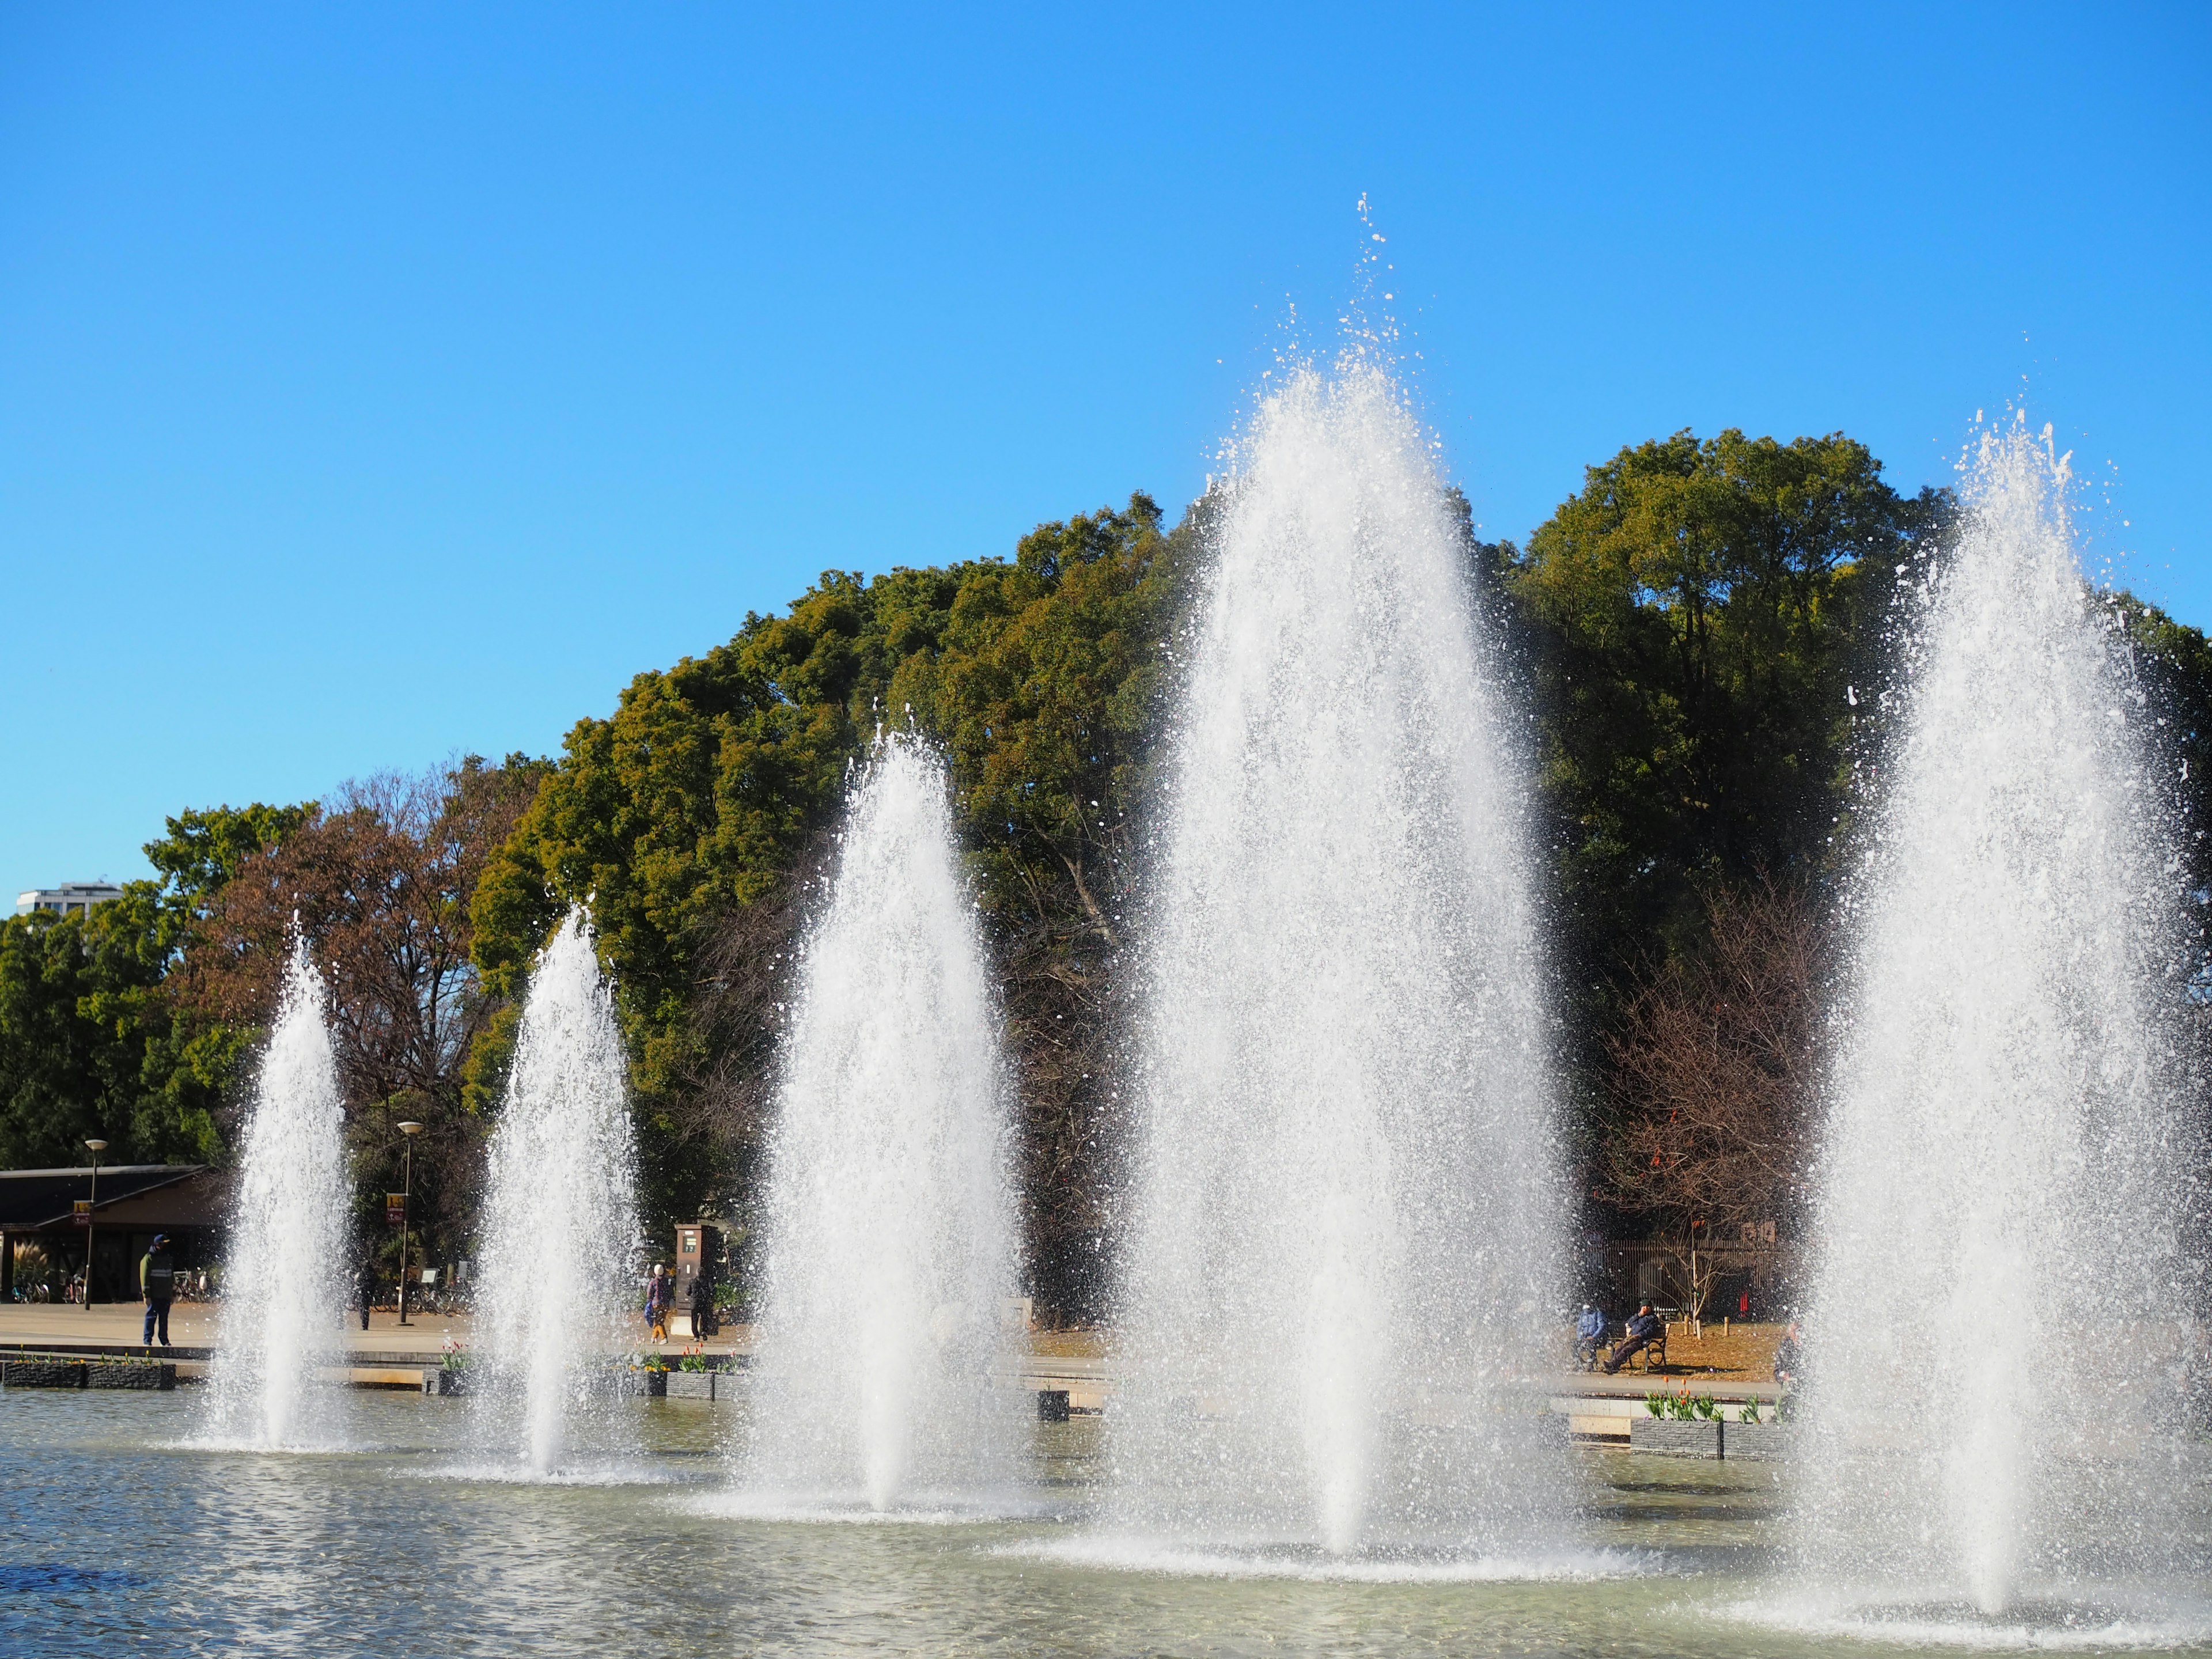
[3,3,2206,897]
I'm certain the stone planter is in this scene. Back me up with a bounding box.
[87,1362,173,1391]
[1629,1417,1722,1458]
[1721,1420,1786,1461]
[421,1368,471,1396]
[664,1370,715,1400]
[1,1358,174,1390]
[1,1360,85,1389]
[630,1369,669,1397]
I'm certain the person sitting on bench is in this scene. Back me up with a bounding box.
[1573,1304,1607,1370]
[1772,1320,1802,1388]
[1604,1303,1664,1374]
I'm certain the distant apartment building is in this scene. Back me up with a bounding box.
[15,881,124,918]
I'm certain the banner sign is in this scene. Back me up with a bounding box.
[385,1194,407,1227]
[73,1200,92,1228]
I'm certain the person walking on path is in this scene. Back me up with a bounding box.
[357,1259,378,1332]
[646,1264,672,1342]
[139,1234,176,1348]
[688,1271,715,1340]
[1574,1304,1607,1370]
[1603,1303,1664,1374]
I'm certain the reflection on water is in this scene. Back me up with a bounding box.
[0,1392,2206,1657]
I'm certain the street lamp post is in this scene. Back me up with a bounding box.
[82,1139,107,1312]
[396,1122,423,1326]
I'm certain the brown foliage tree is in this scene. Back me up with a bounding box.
[172,756,546,1257]
[1599,876,1827,1313]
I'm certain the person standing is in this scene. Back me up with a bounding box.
[646,1264,671,1342]
[139,1234,176,1349]
[357,1259,378,1332]
[688,1270,715,1340]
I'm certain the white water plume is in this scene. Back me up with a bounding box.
[741,736,1024,1513]
[472,908,642,1478]
[1108,358,1563,1558]
[1797,415,2202,1618]
[204,944,351,1449]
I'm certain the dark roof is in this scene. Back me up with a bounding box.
[0,1166,208,1229]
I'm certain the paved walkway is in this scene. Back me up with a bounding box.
[1,1301,226,1351]
[0,1303,752,1360]
[1,1305,1778,1406]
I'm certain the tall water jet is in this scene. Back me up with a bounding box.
[472,908,642,1478]
[1109,359,1562,1560]
[1796,416,2200,1623]
[741,736,1023,1514]
[204,944,351,1449]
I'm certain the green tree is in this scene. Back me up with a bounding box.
[1500,429,1954,1011]
[2115,594,2212,891]
[472,494,1185,1301]
[895,497,1184,1302]
[145,802,315,916]
[0,888,227,1167]
[471,569,899,1228]
[0,800,319,1171]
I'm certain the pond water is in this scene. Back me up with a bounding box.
[2,1391,2207,1657]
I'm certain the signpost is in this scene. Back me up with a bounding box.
[386,1194,407,1228]
[82,1139,105,1309]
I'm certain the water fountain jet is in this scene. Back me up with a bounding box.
[472,907,642,1479]
[740,735,1023,1514]
[1794,415,2202,1624]
[1107,357,1563,1561]
[203,943,351,1450]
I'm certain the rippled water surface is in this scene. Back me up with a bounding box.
[2,1391,2207,1656]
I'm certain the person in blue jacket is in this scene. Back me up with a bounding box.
[1574,1304,1607,1370]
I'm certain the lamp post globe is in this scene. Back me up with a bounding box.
[82,1140,107,1311]
[396,1123,424,1325]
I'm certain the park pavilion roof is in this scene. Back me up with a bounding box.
[0,1166,211,1230]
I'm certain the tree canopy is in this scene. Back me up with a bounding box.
[1495,428,1954,1014]
[0,800,313,1170]
[11,431,2209,1320]
[469,495,1185,1273]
